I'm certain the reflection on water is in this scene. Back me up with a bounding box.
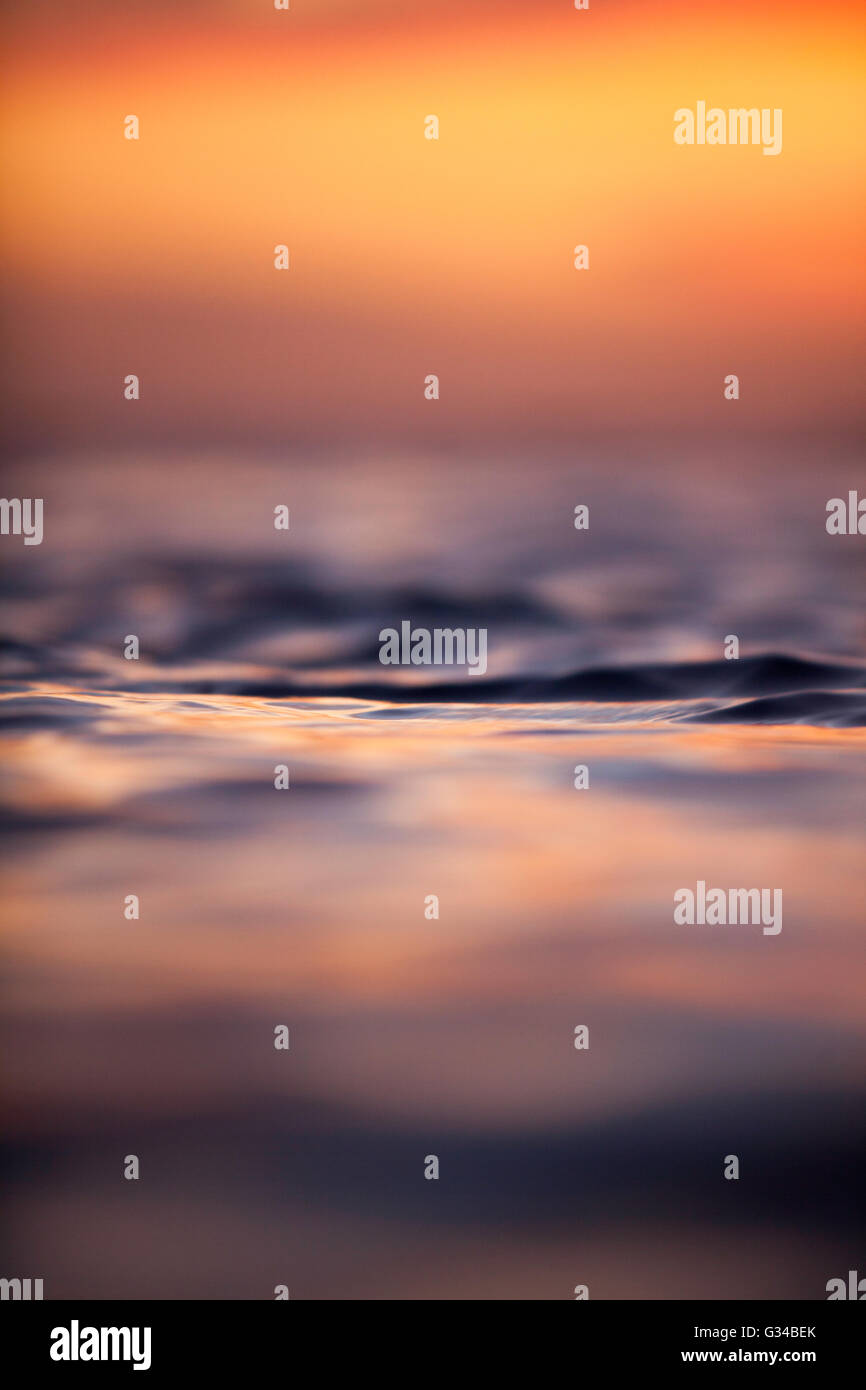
[1,450,864,1296]
[2,681,864,1298]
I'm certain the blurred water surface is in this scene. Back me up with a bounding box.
[1,452,864,1297]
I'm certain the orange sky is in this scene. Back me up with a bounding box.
[2,0,865,443]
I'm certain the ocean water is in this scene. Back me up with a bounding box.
[2,451,864,1298]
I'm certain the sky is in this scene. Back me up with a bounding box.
[2,0,865,451]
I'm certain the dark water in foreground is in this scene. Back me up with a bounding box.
[2,454,864,1297]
